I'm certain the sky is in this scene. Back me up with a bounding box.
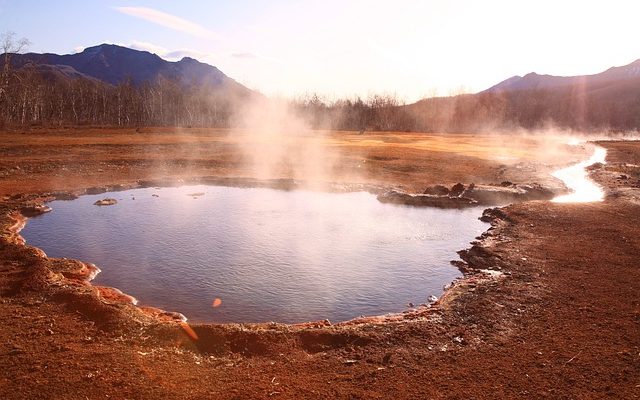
[0,0,639,102]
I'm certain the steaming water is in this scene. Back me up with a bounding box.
[552,146,607,203]
[21,186,487,323]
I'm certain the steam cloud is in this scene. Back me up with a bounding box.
[229,97,350,189]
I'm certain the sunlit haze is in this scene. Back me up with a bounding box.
[1,0,639,101]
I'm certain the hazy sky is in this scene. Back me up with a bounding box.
[1,0,638,101]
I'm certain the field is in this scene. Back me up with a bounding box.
[0,128,639,399]
[0,128,587,195]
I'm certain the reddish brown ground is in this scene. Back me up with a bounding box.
[0,127,585,195]
[0,129,638,399]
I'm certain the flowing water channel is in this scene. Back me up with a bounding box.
[552,145,607,203]
[21,186,488,323]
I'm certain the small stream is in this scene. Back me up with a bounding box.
[552,145,607,203]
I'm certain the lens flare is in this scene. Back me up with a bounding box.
[179,321,198,341]
[212,298,222,308]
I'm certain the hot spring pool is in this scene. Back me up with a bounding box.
[21,185,487,323]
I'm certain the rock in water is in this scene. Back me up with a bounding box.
[20,204,52,217]
[377,190,477,209]
[450,183,466,197]
[423,185,450,196]
[94,198,118,206]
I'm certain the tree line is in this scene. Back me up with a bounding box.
[0,59,415,130]
[2,33,638,132]
[293,85,640,133]
[0,64,238,128]
[3,63,639,133]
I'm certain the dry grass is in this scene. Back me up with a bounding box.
[0,128,588,195]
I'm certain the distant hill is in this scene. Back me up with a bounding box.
[6,43,254,97]
[484,59,640,93]
[405,58,640,132]
[0,44,260,127]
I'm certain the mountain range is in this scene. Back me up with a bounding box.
[7,43,253,97]
[406,58,640,132]
[484,59,640,93]
[3,44,639,131]
[13,43,638,98]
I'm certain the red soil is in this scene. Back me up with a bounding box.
[0,130,638,399]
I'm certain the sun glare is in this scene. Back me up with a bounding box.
[552,146,607,203]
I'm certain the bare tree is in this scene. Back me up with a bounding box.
[1,32,30,125]
[1,32,30,88]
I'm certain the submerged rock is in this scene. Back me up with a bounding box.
[53,192,78,201]
[450,183,466,197]
[423,185,450,196]
[462,183,555,205]
[462,185,517,204]
[377,190,477,209]
[379,181,556,209]
[20,204,52,217]
[94,198,118,206]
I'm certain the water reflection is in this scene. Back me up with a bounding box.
[21,186,487,323]
[552,146,607,203]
